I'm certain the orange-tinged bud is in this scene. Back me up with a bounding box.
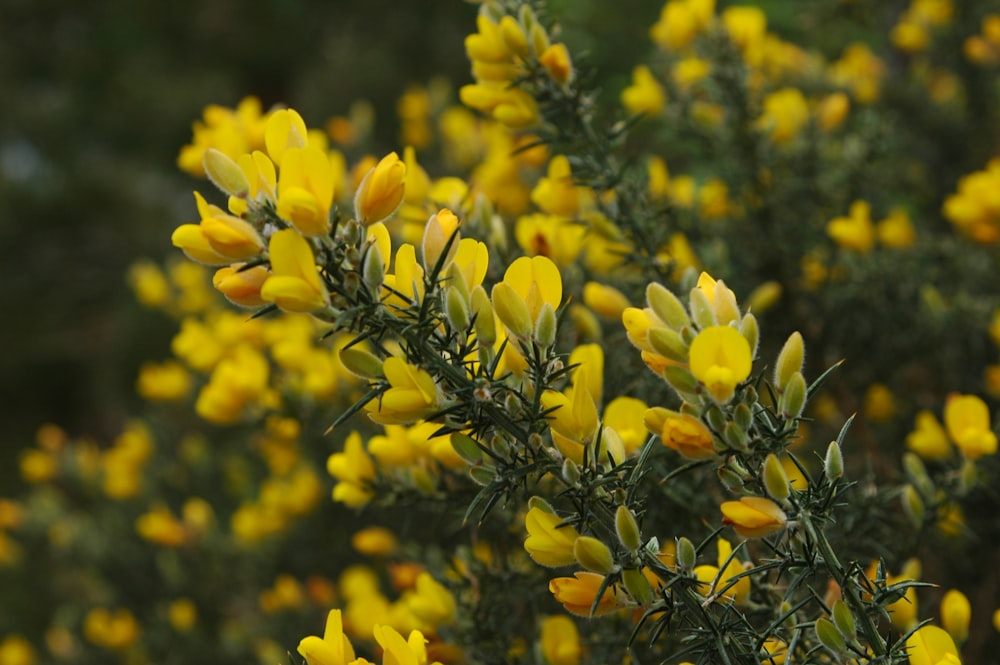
[540,43,573,86]
[212,264,269,308]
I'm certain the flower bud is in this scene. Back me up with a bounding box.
[338,347,385,380]
[470,286,496,347]
[718,467,745,492]
[534,302,558,348]
[615,505,642,552]
[469,465,495,486]
[492,282,533,340]
[675,536,697,571]
[446,286,471,333]
[421,208,460,274]
[540,42,573,86]
[712,279,741,326]
[661,366,699,401]
[779,371,807,419]
[203,148,250,198]
[722,422,748,451]
[362,242,386,290]
[646,282,690,330]
[958,458,978,496]
[941,589,971,644]
[831,600,856,639]
[902,452,934,496]
[212,264,269,308]
[573,536,616,574]
[763,453,791,502]
[774,331,805,390]
[499,15,530,58]
[824,440,844,480]
[355,152,406,226]
[622,567,654,605]
[740,313,759,358]
[562,458,581,486]
[450,433,483,466]
[901,484,925,528]
[733,403,753,431]
[815,617,846,653]
[688,285,717,330]
[648,327,689,362]
[528,496,555,513]
[705,405,726,432]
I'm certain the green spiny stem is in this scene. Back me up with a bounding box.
[799,510,888,660]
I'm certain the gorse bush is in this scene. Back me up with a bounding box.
[4,0,1000,663]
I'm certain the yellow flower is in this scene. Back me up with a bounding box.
[816,91,850,131]
[877,207,917,248]
[136,360,191,402]
[264,108,308,167]
[603,396,649,456]
[531,155,581,217]
[540,43,573,86]
[827,200,875,253]
[583,282,630,319]
[549,572,621,617]
[688,325,752,403]
[327,432,376,508]
[372,624,438,665]
[355,152,406,226]
[351,527,399,556]
[405,572,457,627]
[940,589,971,644]
[524,505,581,568]
[260,229,330,314]
[539,615,581,665]
[693,537,750,605]
[906,410,952,460]
[0,635,36,665]
[172,192,265,265]
[673,57,711,89]
[863,383,896,422]
[905,625,961,665]
[648,408,717,459]
[621,65,666,116]
[514,213,586,266]
[82,608,140,650]
[297,609,356,665]
[212,263,270,308]
[540,386,599,463]
[944,393,998,459]
[720,496,787,538]
[276,146,336,237]
[756,88,809,144]
[366,358,440,425]
[492,255,562,340]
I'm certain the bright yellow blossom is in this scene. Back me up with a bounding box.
[327,432,376,508]
[276,146,335,236]
[688,325,752,403]
[944,393,998,459]
[524,505,581,568]
[549,572,621,617]
[366,357,440,425]
[905,625,961,665]
[539,615,581,665]
[906,410,952,460]
[355,152,407,226]
[261,229,330,314]
[720,496,787,538]
[621,65,666,116]
[297,609,356,665]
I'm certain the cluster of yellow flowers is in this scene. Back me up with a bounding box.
[8,0,1000,663]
